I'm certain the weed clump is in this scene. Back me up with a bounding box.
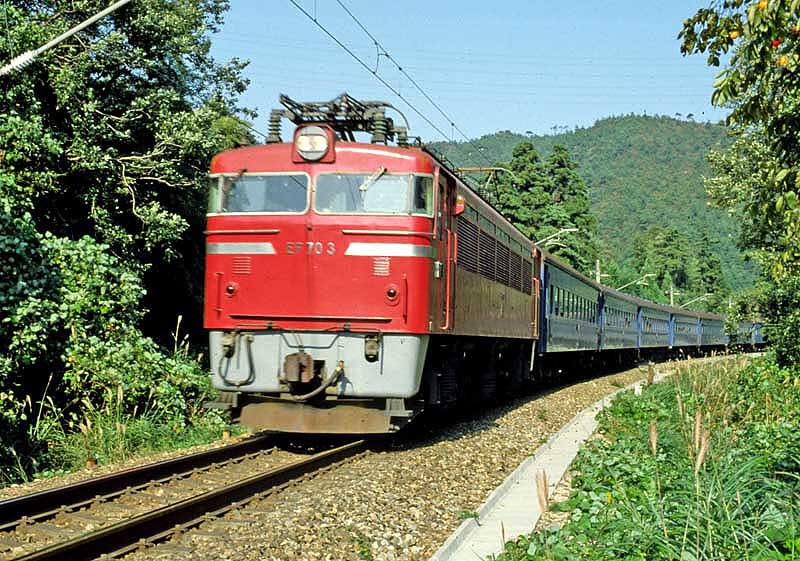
[497,355,800,560]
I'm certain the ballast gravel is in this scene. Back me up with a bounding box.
[120,363,663,561]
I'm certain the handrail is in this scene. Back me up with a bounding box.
[341,229,434,237]
[205,229,281,235]
[440,230,453,331]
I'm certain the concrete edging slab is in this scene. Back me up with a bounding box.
[429,370,668,561]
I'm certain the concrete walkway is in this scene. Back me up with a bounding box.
[429,373,664,561]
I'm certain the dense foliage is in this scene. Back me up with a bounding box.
[0,0,249,481]
[497,357,800,560]
[680,0,800,364]
[632,227,729,310]
[681,0,800,280]
[489,142,599,275]
[433,116,758,299]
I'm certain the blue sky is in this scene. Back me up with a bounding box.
[211,1,726,143]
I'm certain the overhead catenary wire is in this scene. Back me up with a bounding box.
[288,0,454,143]
[333,0,494,166]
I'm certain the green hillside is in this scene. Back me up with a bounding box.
[432,115,758,291]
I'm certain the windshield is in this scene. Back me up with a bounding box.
[208,174,308,213]
[315,173,433,215]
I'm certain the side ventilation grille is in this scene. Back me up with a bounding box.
[457,219,479,273]
[457,216,533,295]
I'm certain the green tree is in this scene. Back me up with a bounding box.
[680,0,800,278]
[491,141,550,237]
[681,0,800,363]
[433,116,755,291]
[493,141,599,275]
[0,0,251,332]
[0,0,248,479]
[544,145,598,274]
[632,226,729,310]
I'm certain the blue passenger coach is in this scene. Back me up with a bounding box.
[535,249,759,359]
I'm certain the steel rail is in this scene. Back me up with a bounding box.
[0,434,274,527]
[10,439,367,561]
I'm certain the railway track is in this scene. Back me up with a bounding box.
[0,437,367,561]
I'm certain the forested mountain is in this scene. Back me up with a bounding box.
[432,115,758,292]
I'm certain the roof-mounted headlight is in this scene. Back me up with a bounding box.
[295,125,329,161]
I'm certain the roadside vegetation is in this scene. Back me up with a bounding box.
[0,0,250,483]
[497,354,800,560]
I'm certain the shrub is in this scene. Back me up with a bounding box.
[763,274,800,368]
[0,209,218,482]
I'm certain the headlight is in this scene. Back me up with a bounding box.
[295,125,329,161]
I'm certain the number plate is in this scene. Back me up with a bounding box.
[285,241,336,255]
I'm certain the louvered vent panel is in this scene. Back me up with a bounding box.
[457,218,479,273]
[232,256,252,275]
[509,252,522,291]
[522,259,532,294]
[478,231,496,280]
[372,257,391,276]
[496,243,510,286]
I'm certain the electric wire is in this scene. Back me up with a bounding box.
[334,0,494,166]
[288,0,453,143]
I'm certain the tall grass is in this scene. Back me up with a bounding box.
[10,317,232,481]
[497,355,800,561]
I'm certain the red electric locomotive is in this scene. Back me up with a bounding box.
[204,94,541,433]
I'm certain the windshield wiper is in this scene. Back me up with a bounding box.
[222,168,247,194]
[358,166,387,194]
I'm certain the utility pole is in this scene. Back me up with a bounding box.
[595,259,601,284]
[0,0,133,76]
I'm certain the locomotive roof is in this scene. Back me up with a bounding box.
[210,141,435,174]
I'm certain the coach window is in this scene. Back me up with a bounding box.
[210,174,309,213]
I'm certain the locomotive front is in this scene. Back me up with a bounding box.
[204,99,440,433]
